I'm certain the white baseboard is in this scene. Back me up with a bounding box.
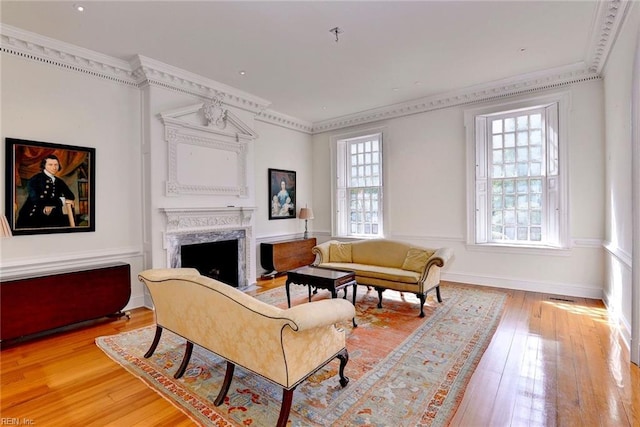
[442,271,604,300]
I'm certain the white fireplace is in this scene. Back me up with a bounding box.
[162,207,256,289]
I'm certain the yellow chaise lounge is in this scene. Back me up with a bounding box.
[312,239,453,317]
[138,268,355,427]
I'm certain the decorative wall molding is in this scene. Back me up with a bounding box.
[0,0,631,134]
[603,240,633,268]
[0,247,143,280]
[161,102,256,196]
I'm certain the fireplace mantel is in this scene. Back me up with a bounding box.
[161,207,256,232]
[161,207,256,288]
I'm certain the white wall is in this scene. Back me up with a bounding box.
[312,80,606,299]
[602,2,640,349]
[0,54,145,309]
[253,120,313,275]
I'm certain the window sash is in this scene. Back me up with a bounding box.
[473,101,564,248]
[335,133,383,237]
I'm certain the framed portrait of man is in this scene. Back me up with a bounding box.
[5,138,96,235]
[268,168,296,220]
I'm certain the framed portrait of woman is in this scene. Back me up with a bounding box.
[268,168,296,220]
[5,138,96,235]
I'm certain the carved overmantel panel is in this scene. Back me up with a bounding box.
[160,97,258,197]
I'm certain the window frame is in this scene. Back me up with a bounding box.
[464,92,571,253]
[331,128,385,239]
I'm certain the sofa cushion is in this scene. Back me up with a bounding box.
[401,248,434,273]
[329,242,353,262]
[320,262,421,284]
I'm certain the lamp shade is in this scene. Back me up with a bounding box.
[0,214,12,238]
[299,207,314,220]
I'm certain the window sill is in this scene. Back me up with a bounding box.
[465,242,571,256]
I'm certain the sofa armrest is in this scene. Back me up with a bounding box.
[425,247,453,271]
[311,240,338,265]
[283,298,355,331]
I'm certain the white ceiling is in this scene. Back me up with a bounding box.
[1,1,601,124]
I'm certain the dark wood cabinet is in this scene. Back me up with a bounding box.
[260,238,317,277]
[1,263,131,343]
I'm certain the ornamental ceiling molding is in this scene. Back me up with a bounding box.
[0,0,631,134]
[311,64,601,134]
[130,55,271,116]
[0,24,138,87]
[255,110,313,134]
[586,0,631,73]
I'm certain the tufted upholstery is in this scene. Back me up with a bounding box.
[313,240,453,317]
[138,268,355,427]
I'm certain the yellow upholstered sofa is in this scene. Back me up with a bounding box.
[312,240,453,317]
[138,268,355,427]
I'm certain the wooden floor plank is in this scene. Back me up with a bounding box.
[1,279,639,426]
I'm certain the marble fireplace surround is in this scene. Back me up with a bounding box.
[162,207,255,289]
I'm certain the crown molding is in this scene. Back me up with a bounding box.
[0,0,631,134]
[256,109,313,134]
[0,24,138,86]
[130,55,271,115]
[311,63,600,134]
[586,0,632,74]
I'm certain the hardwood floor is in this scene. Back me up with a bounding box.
[1,279,638,426]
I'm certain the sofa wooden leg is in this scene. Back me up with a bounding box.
[276,388,295,427]
[214,361,236,406]
[337,348,350,387]
[174,341,193,379]
[418,294,426,318]
[375,287,384,308]
[144,326,163,358]
[436,285,442,303]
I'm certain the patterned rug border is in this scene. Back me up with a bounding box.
[96,283,507,426]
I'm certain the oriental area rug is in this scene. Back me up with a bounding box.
[96,282,507,426]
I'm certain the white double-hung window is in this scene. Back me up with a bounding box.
[466,94,569,250]
[334,132,384,238]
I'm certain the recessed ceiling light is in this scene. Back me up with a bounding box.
[73,4,84,12]
[392,87,399,91]
[238,70,246,76]
[520,47,526,52]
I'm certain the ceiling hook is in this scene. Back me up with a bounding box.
[329,27,343,43]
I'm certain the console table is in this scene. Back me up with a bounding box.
[260,237,316,278]
[0,263,131,343]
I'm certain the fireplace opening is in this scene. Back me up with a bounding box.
[180,240,239,287]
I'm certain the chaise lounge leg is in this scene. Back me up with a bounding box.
[418,294,426,318]
[336,348,350,387]
[276,388,295,427]
[375,287,384,309]
[214,361,236,406]
[144,326,163,358]
[436,285,442,303]
[174,341,194,379]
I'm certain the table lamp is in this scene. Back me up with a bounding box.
[299,207,314,239]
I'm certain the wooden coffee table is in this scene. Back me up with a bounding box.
[286,266,357,327]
